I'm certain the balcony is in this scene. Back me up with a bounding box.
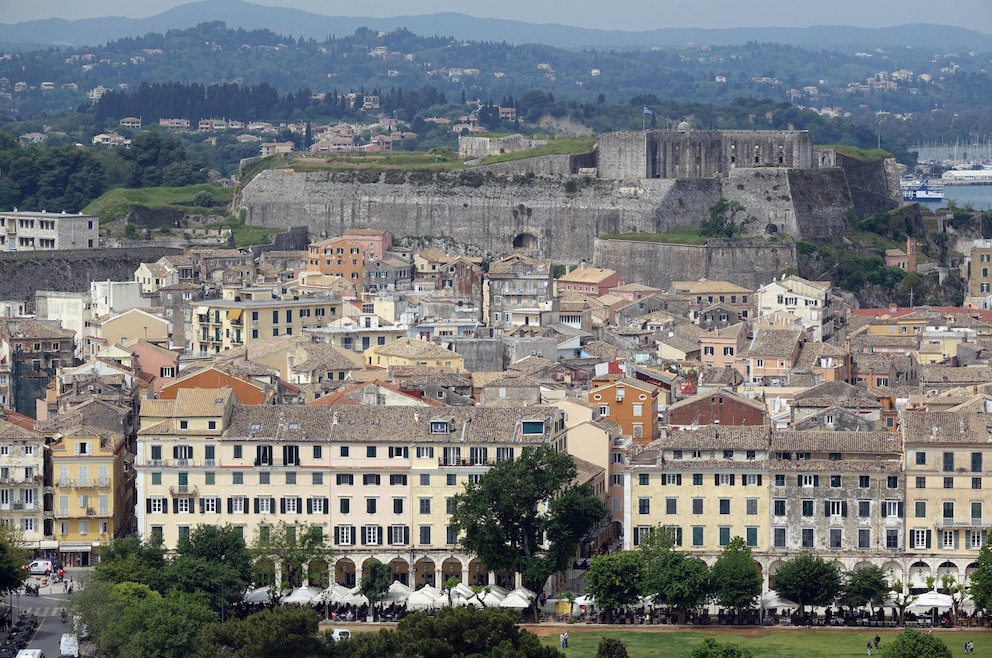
[437,459,489,468]
[168,485,198,497]
[86,508,95,516]
[57,478,110,489]
[936,518,990,528]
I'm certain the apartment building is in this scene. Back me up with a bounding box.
[756,276,834,342]
[588,375,660,446]
[486,255,554,331]
[0,210,98,251]
[135,394,568,588]
[0,419,47,549]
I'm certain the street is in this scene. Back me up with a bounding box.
[6,572,80,657]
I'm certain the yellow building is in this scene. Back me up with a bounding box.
[47,425,130,566]
[192,294,348,356]
[364,337,465,372]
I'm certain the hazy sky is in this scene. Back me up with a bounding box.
[3,0,991,32]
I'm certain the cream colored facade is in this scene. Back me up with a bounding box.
[364,338,465,372]
[136,395,568,588]
[87,309,170,358]
[0,421,46,548]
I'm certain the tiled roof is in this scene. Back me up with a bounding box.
[671,280,754,295]
[668,390,766,413]
[770,430,900,454]
[793,381,871,402]
[388,365,458,378]
[173,388,234,417]
[370,338,460,361]
[3,319,75,340]
[222,405,562,444]
[745,329,801,358]
[902,410,992,444]
[557,267,618,284]
[768,458,901,472]
[920,365,992,384]
[662,425,771,450]
[589,375,659,394]
[583,341,629,361]
[403,372,473,389]
[795,341,848,369]
[0,418,41,440]
[610,283,660,293]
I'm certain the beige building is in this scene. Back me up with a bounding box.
[0,419,47,548]
[364,338,466,373]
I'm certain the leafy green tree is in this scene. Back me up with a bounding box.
[335,607,562,658]
[360,558,392,618]
[939,573,968,624]
[642,547,711,624]
[880,629,952,658]
[195,606,323,658]
[689,637,755,658]
[584,551,644,622]
[772,553,842,615]
[596,637,630,658]
[0,523,28,594]
[94,536,167,589]
[710,537,761,619]
[840,564,890,611]
[252,521,334,589]
[449,445,607,614]
[969,533,992,614]
[700,198,757,238]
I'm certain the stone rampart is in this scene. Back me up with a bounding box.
[593,238,797,291]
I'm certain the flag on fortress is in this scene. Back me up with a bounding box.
[643,107,654,115]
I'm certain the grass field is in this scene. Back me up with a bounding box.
[529,625,989,658]
[83,184,234,224]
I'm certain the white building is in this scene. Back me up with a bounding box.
[0,210,99,251]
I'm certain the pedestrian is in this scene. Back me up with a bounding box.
[559,633,565,649]
[63,581,67,593]
[968,640,975,654]
[563,631,568,648]
[874,634,880,649]
[866,640,872,656]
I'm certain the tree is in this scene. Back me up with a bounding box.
[772,553,842,615]
[596,637,630,658]
[939,573,968,624]
[840,564,890,612]
[196,606,323,658]
[700,198,757,238]
[880,629,952,658]
[449,445,607,615]
[336,607,562,658]
[969,533,992,614]
[0,523,29,594]
[584,551,644,623]
[642,547,711,624]
[710,537,761,620]
[93,537,167,589]
[689,637,755,658]
[360,558,392,619]
[251,521,334,589]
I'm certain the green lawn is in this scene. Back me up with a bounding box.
[83,183,235,224]
[534,627,986,657]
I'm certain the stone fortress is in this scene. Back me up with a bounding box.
[237,127,901,288]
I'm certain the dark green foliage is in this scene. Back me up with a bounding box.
[970,532,992,613]
[124,223,140,239]
[192,190,215,207]
[457,170,485,187]
[196,606,323,658]
[772,553,842,613]
[840,564,891,610]
[879,629,952,658]
[700,198,756,238]
[359,558,392,612]
[596,636,630,658]
[585,551,645,620]
[689,637,755,658]
[710,537,761,617]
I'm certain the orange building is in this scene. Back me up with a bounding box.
[306,237,366,284]
[158,366,271,405]
[588,375,659,446]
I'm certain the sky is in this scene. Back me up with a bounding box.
[2,0,991,32]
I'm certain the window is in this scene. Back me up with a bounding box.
[419,526,431,545]
[886,529,900,550]
[233,445,243,459]
[974,477,983,490]
[746,498,758,516]
[258,472,270,485]
[285,472,296,485]
[773,527,786,548]
[943,452,955,472]
[915,451,926,465]
[801,528,814,548]
[859,475,870,488]
[882,500,902,518]
[419,498,431,514]
[367,446,377,458]
[718,527,731,546]
[692,498,703,515]
[336,473,354,486]
[887,476,898,489]
[718,474,733,486]
[366,499,377,514]
[638,498,650,515]
[447,474,457,486]
[943,501,954,519]
[802,500,814,517]
[915,501,927,518]
[829,528,842,548]
[859,500,870,518]
[800,474,817,487]
[723,450,734,459]
[390,474,408,486]
[692,526,704,547]
[393,498,404,514]
[942,530,955,549]
[830,475,841,488]
[151,472,162,486]
[664,474,681,486]
[599,405,610,417]
[363,526,382,546]
[389,525,408,545]
[972,501,983,520]
[420,474,431,486]
[773,499,786,516]
[746,527,758,547]
[828,500,844,516]
[917,477,927,489]
[232,472,243,485]
[639,474,650,486]
[665,498,677,515]
[971,530,987,549]
[693,474,703,486]
[416,446,435,459]
[774,474,785,487]
[205,472,215,486]
[719,499,731,515]
[312,472,323,485]
[363,474,381,486]
[944,477,954,489]
[446,526,458,545]
[340,446,349,457]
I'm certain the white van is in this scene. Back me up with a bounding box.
[24,559,52,575]
[59,633,79,657]
[330,629,351,641]
[15,649,45,658]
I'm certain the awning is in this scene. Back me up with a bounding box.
[59,543,95,553]
[228,308,243,321]
[39,541,58,550]
[194,306,209,316]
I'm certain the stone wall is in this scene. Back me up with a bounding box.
[593,238,797,291]
[458,134,548,160]
[0,246,184,307]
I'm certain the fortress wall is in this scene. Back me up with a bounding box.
[721,168,801,236]
[786,168,858,237]
[593,238,796,291]
[833,152,901,218]
[596,132,648,179]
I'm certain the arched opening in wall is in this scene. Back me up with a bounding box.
[390,557,410,586]
[512,233,538,250]
[254,557,276,588]
[765,223,779,234]
[308,558,330,589]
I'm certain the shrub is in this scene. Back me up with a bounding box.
[596,637,629,658]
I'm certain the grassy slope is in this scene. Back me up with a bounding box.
[83,184,235,224]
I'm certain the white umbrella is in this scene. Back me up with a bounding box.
[244,586,288,603]
[282,586,321,605]
[381,581,413,604]
[341,586,370,606]
[909,591,953,610]
[499,591,534,608]
[477,588,507,607]
[760,590,798,609]
[407,585,443,610]
[318,584,352,604]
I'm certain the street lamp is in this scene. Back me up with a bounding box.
[220,554,226,623]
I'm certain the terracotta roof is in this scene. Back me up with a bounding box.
[795,341,848,369]
[370,337,460,361]
[669,389,766,413]
[903,410,992,444]
[3,319,75,340]
[769,458,902,472]
[0,417,41,440]
[174,388,234,417]
[920,364,992,384]
[663,425,771,450]
[770,430,900,454]
[745,329,802,358]
[557,267,619,284]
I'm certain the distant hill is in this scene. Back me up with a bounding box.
[2,0,990,51]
